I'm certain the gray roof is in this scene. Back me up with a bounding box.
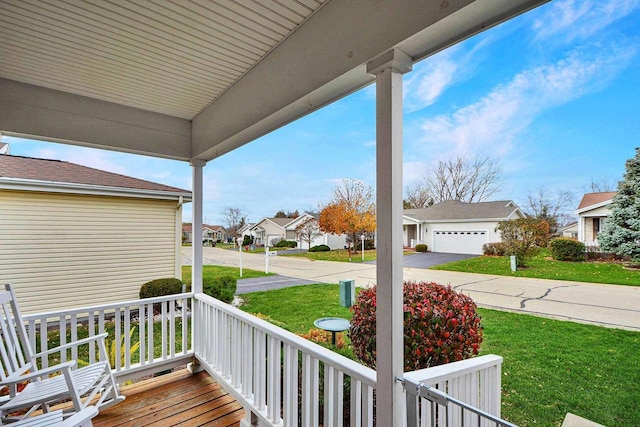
[404,200,522,222]
[0,154,190,195]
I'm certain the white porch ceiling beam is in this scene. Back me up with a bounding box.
[0,78,192,160]
[191,0,547,161]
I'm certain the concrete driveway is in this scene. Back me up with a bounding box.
[183,247,640,332]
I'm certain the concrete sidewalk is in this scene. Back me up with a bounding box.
[183,247,640,332]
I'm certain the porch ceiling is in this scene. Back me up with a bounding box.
[0,0,547,162]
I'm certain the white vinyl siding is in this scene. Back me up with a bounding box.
[0,190,179,314]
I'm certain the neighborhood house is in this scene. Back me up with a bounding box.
[0,152,191,314]
[403,200,526,255]
[182,223,227,245]
[250,214,347,249]
[574,192,616,247]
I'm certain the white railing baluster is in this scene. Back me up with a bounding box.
[147,303,154,363]
[88,312,95,364]
[283,343,298,427]
[124,307,131,369]
[363,384,373,427]
[254,330,266,411]
[169,299,176,358]
[70,313,78,362]
[139,305,146,366]
[114,308,122,371]
[161,302,167,360]
[39,319,47,368]
[267,336,282,423]
[324,365,334,426]
[336,370,344,427]
[351,378,362,427]
[58,316,66,363]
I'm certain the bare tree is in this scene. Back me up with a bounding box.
[295,217,323,249]
[525,188,575,232]
[222,207,247,246]
[426,155,502,203]
[586,178,618,193]
[404,182,433,209]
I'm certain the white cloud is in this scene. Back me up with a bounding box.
[416,43,637,160]
[533,0,640,42]
[404,52,459,112]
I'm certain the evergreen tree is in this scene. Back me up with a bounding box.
[599,148,640,261]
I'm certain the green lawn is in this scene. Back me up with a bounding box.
[181,264,271,282]
[239,284,640,427]
[431,249,640,286]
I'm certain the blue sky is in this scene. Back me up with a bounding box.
[5,0,640,226]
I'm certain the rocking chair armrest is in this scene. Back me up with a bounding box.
[33,333,109,359]
[1,360,76,386]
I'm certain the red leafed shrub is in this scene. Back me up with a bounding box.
[349,281,483,371]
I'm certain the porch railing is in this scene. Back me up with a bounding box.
[403,355,506,427]
[22,292,193,383]
[193,293,377,427]
[20,293,506,427]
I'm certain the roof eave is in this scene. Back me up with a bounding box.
[574,200,613,215]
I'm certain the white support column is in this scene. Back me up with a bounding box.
[367,49,412,426]
[190,159,206,294]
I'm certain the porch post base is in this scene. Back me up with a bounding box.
[187,361,204,374]
[240,411,259,427]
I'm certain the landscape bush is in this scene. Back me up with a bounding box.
[203,275,237,303]
[483,242,508,256]
[548,238,586,261]
[140,278,184,299]
[415,244,428,252]
[309,244,331,252]
[275,240,297,248]
[140,278,185,313]
[350,281,483,371]
[242,235,253,246]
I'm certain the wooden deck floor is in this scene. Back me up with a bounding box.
[93,369,244,426]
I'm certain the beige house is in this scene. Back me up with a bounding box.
[182,223,227,244]
[0,154,191,313]
[250,214,347,249]
[574,192,616,247]
[403,200,526,255]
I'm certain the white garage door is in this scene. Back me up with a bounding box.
[433,230,487,255]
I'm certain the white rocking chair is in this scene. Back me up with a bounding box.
[0,284,125,422]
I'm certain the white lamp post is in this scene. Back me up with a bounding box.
[361,234,365,261]
[237,236,243,278]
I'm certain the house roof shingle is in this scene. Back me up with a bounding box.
[0,154,190,194]
[404,200,521,221]
[576,192,616,210]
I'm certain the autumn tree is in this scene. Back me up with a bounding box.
[295,217,323,249]
[496,218,550,266]
[599,148,640,261]
[222,206,247,246]
[319,179,376,251]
